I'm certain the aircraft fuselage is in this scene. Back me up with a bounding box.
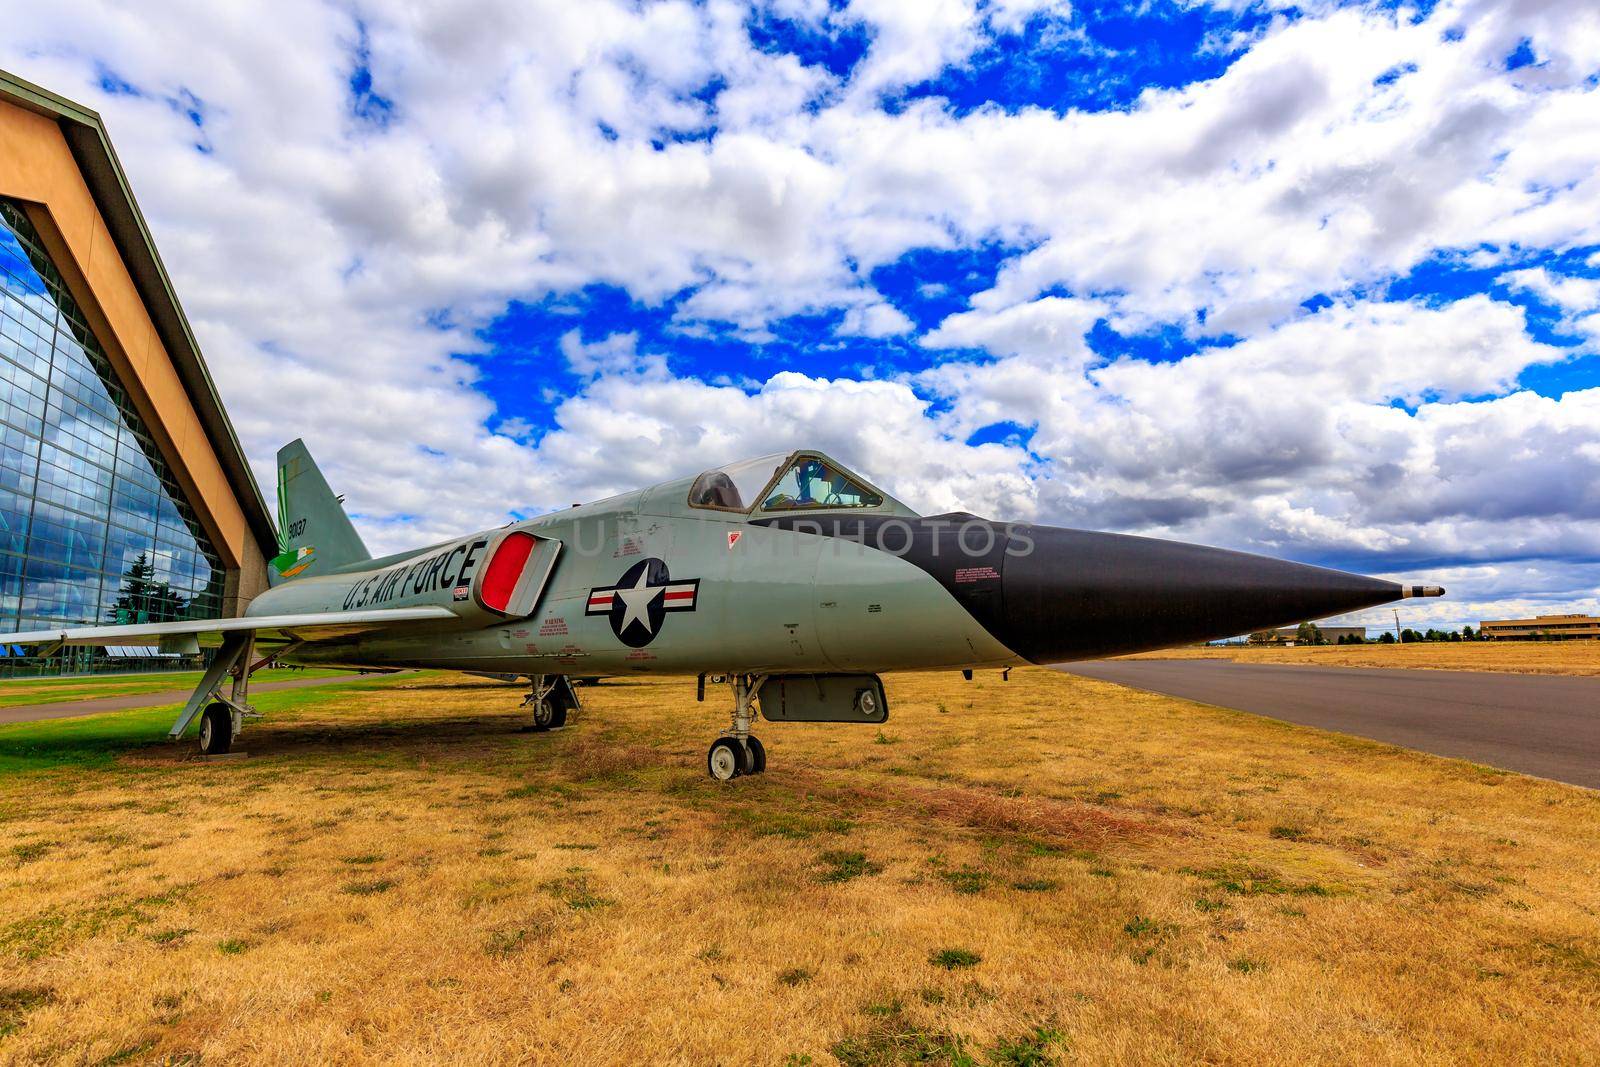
[249,456,1420,677]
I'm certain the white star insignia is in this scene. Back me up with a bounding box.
[614,566,663,635]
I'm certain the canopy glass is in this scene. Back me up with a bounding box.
[687,452,884,513]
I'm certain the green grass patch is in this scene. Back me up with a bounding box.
[935,865,991,895]
[1123,915,1179,940]
[1010,878,1059,893]
[0,704,181,775]
[0,985,53,1039]
[148,927,194,946]
[1,886,191,959]
[817,850,882,884]
[987,1025,1063,1066]
[861,996,904,1017]
[10,840,53,863]
[832,1017,973,1067]
[484,928,529,958]
[735,806,855,840]
[87,1039,156,1065]
[929,947,982,969]
[539,874,612,910]
[0,674,412,777]
[461,876,521,910]
[777,967,813,987]
[0,667,346,711]
[341,878,396,896]
[1185,865,1336,897]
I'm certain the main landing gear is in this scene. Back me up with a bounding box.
[168,631,279,755]
[523,674,580,732]
[706,674,768,781]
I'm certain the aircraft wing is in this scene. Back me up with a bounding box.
[0,606,459,650]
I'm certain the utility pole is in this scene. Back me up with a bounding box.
[1393,607,1402,643]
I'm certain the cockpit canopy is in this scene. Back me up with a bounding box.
[687,452,887,513]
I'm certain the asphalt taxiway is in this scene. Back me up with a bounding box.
[1056,659,1600,789]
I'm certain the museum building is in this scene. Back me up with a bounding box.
[0,71,275,673]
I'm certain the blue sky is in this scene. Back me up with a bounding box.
[4,0,1599,629]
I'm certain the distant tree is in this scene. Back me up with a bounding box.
[1295,622,1324,645]
[1461,625,1476,641]
[1400,628,1423,643]
[1248,630,1278,645]
[1378,631,1396,644]
[106,552,186,625]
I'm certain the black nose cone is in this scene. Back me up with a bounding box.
[1001,525,1405,663]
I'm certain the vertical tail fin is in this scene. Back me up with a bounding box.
[270,439,370,585]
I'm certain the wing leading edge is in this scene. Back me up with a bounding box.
[0,606,459,649]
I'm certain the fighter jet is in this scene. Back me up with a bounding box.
[0,442,1442,779]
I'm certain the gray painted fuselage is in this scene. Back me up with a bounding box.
[248,469,1019,677]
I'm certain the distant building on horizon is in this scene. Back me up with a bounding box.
[1478,614,1600,640]
[1249,624,1367,646]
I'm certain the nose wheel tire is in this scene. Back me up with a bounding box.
[706,735,765,780]
[707,737,749,781]
[198,702,233,755]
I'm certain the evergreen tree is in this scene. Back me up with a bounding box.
[106,552,186,624]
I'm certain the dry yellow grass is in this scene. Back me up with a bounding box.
[2,668,1599,1064]
[1121,640,1600,675]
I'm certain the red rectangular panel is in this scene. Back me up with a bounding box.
[480,531,537,613]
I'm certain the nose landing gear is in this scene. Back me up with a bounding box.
[705,674,768,780]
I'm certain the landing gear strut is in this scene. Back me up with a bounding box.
[170,631,272,755]
[706,674,768,781]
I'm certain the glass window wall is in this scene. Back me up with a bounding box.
[0,200,224,672]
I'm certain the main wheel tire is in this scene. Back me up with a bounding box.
[745,735,767,774]
[530,699,555,731]
[199,702,233,755]
[707,737,747,781]
[549,702,568,729]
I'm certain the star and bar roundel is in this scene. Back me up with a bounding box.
[585,557,700,648]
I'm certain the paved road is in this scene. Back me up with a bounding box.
[1055,659,1600,789]
[0,674,375,726]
